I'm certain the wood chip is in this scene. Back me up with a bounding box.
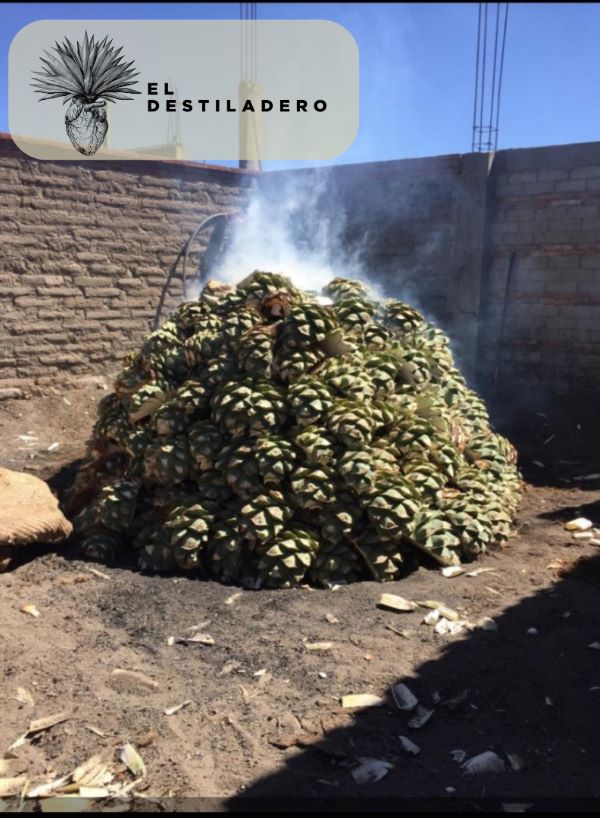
[78,787,110,799]
[378,593,417,612]
[84,724,105,738]
[465,567,498,577]
[164,700,191,716]
[87,567,110,580]
[28,712,69,734]
[438,605,460,622]
[225,592,242,605]
[325,613,339,624]
[71,752,114,788]
[304,641,333,651]
[19,604,40,618]
[14,687,35,707]
[385,624,413,638]
[7,734,28,751]
[341,693,384,709]
[175,633,214,646]
[111,669,159,689]
[119,744,145,777]
[26,775,70,798]
[417,599,445,609]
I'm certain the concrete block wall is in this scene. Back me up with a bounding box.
[478,142,600,394]
[0,135,253,395]
[259,153,492,383]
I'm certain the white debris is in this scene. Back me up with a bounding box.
[441,566,464,578]
[391,683,418,712]
[462,751,506,775]
[526,628,538,636]
[351,757,393,785]
[573,532,593,540]
[398,735,421,755]
[225,592,242,605]
[564,517,593,532]
[407,705,434,730]
[423,609,440,626]
[164,700,191,716]
[448,620,466,636]
[451,749,467,763]
[465,567,498,577]
[476,616,498,632]
[47,442,60,452]
[506,752,524,772]
[434,618,451,635]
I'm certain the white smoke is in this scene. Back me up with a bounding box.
[214,171,386,300]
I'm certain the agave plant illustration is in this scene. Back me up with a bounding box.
[31,31,141,156]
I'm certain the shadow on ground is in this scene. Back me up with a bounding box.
[485,390,600,490]
[224,550,600,811]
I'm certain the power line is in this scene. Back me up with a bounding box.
[240,2,258,83]
[471,3,509,152]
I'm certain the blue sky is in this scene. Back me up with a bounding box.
[2,2,600,169]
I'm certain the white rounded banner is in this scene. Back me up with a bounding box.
[9,19,359,161]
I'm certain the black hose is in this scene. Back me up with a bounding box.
[152,210,240,330]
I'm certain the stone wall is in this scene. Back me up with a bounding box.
[0,135,254,396]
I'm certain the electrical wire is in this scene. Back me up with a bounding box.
[472,4,482,151]
[494,3,509,150]
[471,3,509,152]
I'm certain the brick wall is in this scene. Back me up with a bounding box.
[477,142,600,397]
[1,134,600,399]
[0,136,254,396]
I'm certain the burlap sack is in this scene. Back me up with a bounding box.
[0,468,72,570]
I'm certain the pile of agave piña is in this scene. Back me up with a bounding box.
[70,271,522,588]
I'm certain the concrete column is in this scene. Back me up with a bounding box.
[449,151,495,384]
[238,80,262,172]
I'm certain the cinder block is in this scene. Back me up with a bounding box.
[571,166,600,179]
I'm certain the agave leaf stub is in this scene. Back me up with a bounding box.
[65,99,108,156]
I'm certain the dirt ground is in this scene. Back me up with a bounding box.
[2,382,600,811]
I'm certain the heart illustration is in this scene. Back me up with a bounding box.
[65,99,108,156]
